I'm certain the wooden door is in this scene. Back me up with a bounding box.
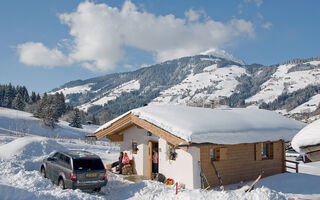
[148,141,152,179]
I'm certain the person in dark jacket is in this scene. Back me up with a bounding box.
[111,152,123,169]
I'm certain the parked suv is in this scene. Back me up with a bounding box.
[41,150,107,192]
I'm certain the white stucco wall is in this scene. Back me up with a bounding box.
[118,126,201,189]
[119,126,159,177]
[158,138,201,189]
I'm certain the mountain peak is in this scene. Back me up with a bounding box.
[200,48,245,65]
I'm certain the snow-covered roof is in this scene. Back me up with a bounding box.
[96,105,305,144]
[292,119,320,153]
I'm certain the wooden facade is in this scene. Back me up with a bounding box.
[199,141,285,187]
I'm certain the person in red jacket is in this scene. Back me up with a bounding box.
[119,152,130,174]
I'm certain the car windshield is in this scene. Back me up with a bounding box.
[73,158,104,170]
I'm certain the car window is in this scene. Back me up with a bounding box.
[73,158,104,170]
[52,152,61,160]
[58,154,71,169]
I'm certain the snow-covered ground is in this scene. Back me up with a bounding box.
[1,107,320,199]
[1,132,320,200]
[0,107,98,139]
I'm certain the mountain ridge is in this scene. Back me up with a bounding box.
[50,54,320,122]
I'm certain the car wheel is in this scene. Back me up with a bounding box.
[58,178,65,190]
[41,167,46,178]
[94,187,101,192]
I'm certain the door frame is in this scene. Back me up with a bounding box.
[148,140,158,179]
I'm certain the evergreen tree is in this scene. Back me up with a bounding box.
[0,86,5,106]
[21,86,29,103]
[31,91,37,103]
[69,109,82,128]
[12,93,25,110]
[36,94,41,102]
[3,83,15,108]
[54,92,66,117]
[34,93,59,128]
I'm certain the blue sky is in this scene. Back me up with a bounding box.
[0,0,319,93]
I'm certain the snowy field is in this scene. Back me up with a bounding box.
[1,107,320,199]
[1,134,320,200]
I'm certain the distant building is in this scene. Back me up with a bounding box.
[292,119,320,162]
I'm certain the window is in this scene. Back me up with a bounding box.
[59,154,71,169]
[52,152,61,160]
[168,144,177,160]
[210,148,220,161]
[261,143,273,160]
[132,142,138,154]
[73,159,105,170]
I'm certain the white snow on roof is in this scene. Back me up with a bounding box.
[96,105,305,144]
[292,119,320,153]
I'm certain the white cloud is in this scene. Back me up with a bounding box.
[262,22,272,30]
[184,9,202,22]
[17,1,255,72]
[17,42,71,67]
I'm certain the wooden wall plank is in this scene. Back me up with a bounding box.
[199,141,284,187]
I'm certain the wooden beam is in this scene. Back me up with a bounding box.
[130,114,188,146]
[107,134,123,142]
[94,112,189,150]
[94,113,132,139]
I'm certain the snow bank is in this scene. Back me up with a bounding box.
[256,173,320,196]
[292,119,320,152]
[96,105,305,144]
[0,136,66,171]
[0,136,65,160]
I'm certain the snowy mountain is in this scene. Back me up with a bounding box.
[50,54,320,122]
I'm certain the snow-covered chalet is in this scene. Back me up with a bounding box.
[292,118,320,162]
[94,105,305,189]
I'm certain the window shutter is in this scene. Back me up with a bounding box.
[220,147,228,160]
[255,143,262,160]
[269,142,275,159]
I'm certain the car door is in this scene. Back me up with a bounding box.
[46,152,59,180]
[50,153,63,183]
